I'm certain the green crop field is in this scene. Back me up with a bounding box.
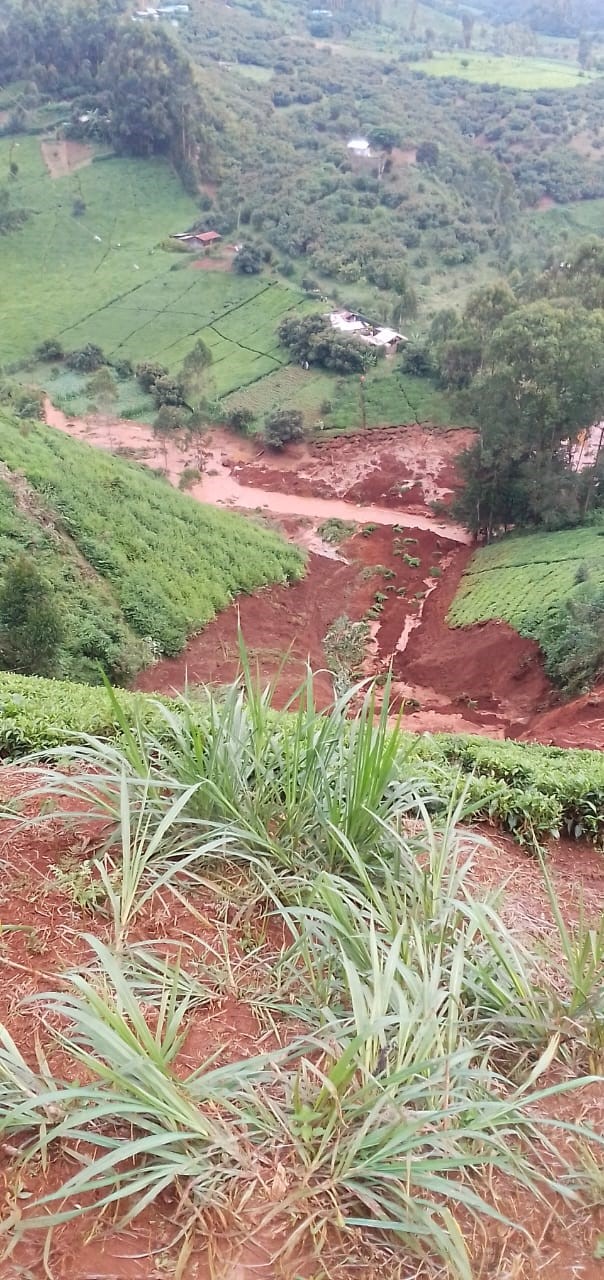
[0,136,306,391]
[0,409,303,684]
[412,52,598,89]
[224,359,457,430]
[449,524,604,630]
[0,131,461,433]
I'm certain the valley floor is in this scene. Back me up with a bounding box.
[45,405,604,749]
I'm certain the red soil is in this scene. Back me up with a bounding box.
[233,423,474,511]
[43,403,602,746]
[0,769,602,1280]
[521,684,604,750]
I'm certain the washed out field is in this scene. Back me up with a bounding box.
[449,523,604,629]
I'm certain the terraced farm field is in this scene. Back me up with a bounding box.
[449,523,604,629]
[0,137,305,390]
[223,358,457,430]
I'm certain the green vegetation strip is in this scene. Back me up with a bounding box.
[1,671,601,847]
[449,524,604,630]
[0,412,303,682]
[412,53,597,89]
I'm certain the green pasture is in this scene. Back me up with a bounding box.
[412,52,598,89]
[524,197,604,239]
[449,524,604,629]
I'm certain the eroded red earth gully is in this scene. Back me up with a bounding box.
[45,403,603,747]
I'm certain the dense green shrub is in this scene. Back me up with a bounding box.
[264,408,305,448]
[526,583,604,693]
[65,344,106,373]
[0,555,63,677]
[0,671,601,849]
[0,410,304,681]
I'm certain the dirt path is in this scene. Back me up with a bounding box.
[40,139,93,178]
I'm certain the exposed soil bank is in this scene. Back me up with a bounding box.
[43,403,602,746]
[136,523,469,715]
[521,685,604,749]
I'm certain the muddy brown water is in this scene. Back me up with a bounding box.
[44,402,472,543]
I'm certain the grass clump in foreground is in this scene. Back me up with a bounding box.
[1,668,603,1277]
[0,411,303,683]
[0,666,602,849]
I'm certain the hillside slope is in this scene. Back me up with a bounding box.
[448,523,604,691]
[0,411,304,684]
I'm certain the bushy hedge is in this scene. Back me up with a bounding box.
[0,673,163,756]
[413,733,604,848]
[0,672,601,849]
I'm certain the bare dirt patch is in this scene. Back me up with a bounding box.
[40,138,93,179]
[190,247,237,270]
[533,194,557,211]
[0,767,602,1280]
[521,684,604,750]
[568,130,603,160]
[392,145,417,166]
[44,402,598,744]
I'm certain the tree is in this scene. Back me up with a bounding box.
[0,185,28,235]
[233,243,263,274]
[264,408,305,448]
[454,301,604,538]
[416,141,439,167]
[66,344,106,372]
[35,337,64,361]
[101,24,204,174]
[526,583,604,692]
[0,555,63,676]
[152,374,187,409]
[369,126,400,153]
[278,314,368,374]
[228,407,255,434]
[136,361,169,391]
[461,12,475,48]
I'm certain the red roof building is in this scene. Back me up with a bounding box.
[172,229,221,247]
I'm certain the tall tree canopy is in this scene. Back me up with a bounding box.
[454,302,604,538]
[0,0,212,184]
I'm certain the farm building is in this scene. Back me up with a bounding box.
[171,230,222,250]
[328,309,406,352]
[347,137,372,158]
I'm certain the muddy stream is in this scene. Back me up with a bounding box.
[44,401,472,544]
[42,401,600,746]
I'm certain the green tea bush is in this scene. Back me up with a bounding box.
[0,670,601,848]
[0,411,304,681]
